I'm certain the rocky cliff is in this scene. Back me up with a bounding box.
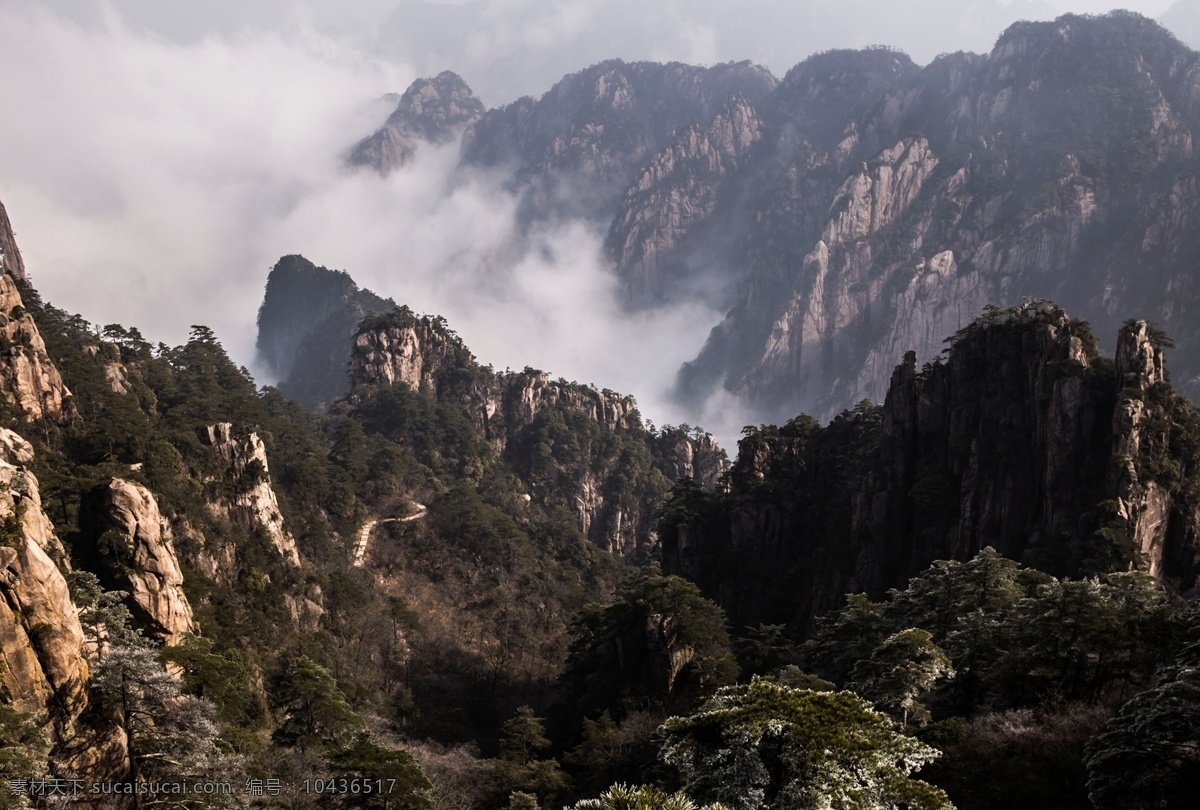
[675,13,1200,421]
[79,479,195,646]
[0,430,89,729]
[461,59,777,222]
[662,303,1200,631]
[356,12,1200,425]
[256,255,395,410]
[0,272,71,420]
[0,198,27,283]
[347,306,725,555]
[200,422,301,568]
[350,71,485,175]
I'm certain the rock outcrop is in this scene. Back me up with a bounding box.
[0,198,27,283]
[201,423,301,567]
[0,272,71,420]
[350,71,485,175]
[81,479,194,646]
[663,305,1200,630]
[0,436,89,727]
[256,255,394,410]
[347,307,726,555]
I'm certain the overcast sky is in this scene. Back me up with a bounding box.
[0,0,1189,441]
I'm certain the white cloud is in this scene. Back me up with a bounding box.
[0,4,735,442]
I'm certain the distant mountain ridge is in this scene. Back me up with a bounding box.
[355,11,1200,427]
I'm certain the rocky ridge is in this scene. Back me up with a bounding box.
[356,13,1200,424]
[662,304,1200,630]
[200,422,301,568]
[348,306,725,554]
[350,70,485,175]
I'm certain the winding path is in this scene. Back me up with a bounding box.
[352,502,427,567]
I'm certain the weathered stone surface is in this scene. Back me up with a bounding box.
[665,308,1200,630]
[82,479,194,646]
[0,439,89,727]
[350,71,484,175]
[0,427,34,465]
[201,423,301,567]
[0,272,71,420]
[0,199,26,283]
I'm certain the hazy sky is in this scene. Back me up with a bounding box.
[0,0,1189,441]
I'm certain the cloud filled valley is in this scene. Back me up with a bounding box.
[0,4,740,441]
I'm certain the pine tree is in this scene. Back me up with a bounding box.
[659,680,952,810]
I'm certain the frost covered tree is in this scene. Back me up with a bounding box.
[91,640,241,807]
[659,679,952,810]
[1084,639,1200,809]
[566,783,726,810]
[849,628,954,728]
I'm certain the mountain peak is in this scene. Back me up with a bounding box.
[349,70,485,175]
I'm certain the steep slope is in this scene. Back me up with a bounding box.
[675,13,1200,420]
[357,12,1200,424]
[661,303,1200,631]
[461,59,777,222]
[0,197,26,283]
[349,70,485,175]
[346,306,725,555]
[256,254,395,409]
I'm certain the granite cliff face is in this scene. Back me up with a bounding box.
[80,479,195,646]
[200,422,301,568]
[0,198,27,283]
[0,432,89,730]
[662,305,1200,630]
[0,272,71,420]
[350,71,484,175]
[348,307,725,554]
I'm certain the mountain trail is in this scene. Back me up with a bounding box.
[351,501,427,567]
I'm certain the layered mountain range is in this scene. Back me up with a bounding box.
[355,11,1200,425]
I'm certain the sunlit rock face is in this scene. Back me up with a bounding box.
[81,478,195,646]
[0,272,72,421]
[350,71,485,175]
[201,423,301,568]
[0,435,88,726]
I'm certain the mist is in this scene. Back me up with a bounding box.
[0,4,742,442]
[0,1,1188,448]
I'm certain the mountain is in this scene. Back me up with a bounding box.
[256,254,395,410]
[372,0,1060,106]
[349,70,485,175]
[661,302,1200,631]
[356,12,1200,428]
[344,304,725,555]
